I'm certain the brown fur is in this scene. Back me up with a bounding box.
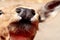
[0,0,59,40]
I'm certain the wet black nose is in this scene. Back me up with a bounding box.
[16,7,35,20]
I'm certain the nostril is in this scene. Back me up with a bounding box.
[16,8,21,13]
[31,9,35,16]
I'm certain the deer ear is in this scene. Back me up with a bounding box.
[39,1,60,22]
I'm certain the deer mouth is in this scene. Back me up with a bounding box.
[8,19,38,40]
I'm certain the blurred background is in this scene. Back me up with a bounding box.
[34,13,60,40]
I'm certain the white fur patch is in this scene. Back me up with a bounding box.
[31,13,39,22]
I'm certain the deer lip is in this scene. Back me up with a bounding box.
[11,19,31,24]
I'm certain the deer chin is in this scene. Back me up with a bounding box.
[10,34,30,40]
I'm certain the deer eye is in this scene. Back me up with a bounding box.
[0,10,4,15]
[45,1,60,10]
